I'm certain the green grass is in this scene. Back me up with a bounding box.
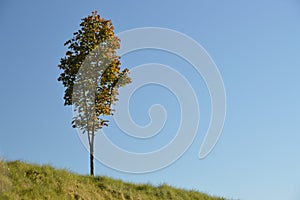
[0,160,225,200]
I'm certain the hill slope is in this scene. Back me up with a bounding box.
[0,160,224,200]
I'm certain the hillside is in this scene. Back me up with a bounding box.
[0,160,225,200]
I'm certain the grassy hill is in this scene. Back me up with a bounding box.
[0,160,225,200]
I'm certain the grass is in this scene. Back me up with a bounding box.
[0,160,225,200]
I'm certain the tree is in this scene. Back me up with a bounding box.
[57,11,131,176]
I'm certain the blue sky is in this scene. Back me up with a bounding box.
[1,0,300,200]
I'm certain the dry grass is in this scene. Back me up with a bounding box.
[0,160,225,200]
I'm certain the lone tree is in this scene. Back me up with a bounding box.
[58,11,131,175]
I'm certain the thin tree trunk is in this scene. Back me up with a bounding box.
[90,143,94,176]
[89,114,96,176]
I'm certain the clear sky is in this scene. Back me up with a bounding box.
[1,1,300,200]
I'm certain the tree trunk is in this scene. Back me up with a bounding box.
[90,144,94,176]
